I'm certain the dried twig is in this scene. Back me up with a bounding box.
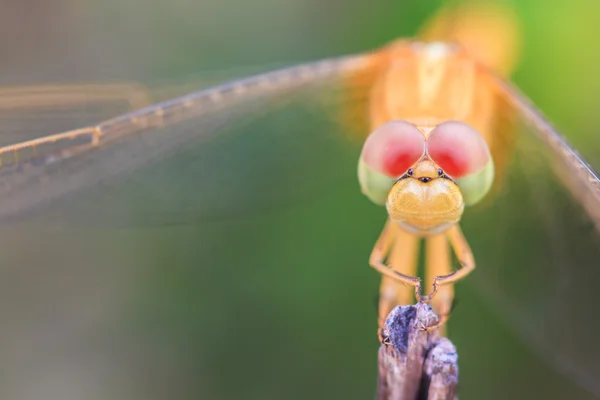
[377,302,459,400]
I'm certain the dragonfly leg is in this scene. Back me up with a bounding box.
[370,219,420,330]
[387,227,420,309]
[428,224,475,300]
[424,233,453,335]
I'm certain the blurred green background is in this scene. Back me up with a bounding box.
[1,0,600,399]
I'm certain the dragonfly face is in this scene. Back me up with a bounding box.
[386,158,463,236]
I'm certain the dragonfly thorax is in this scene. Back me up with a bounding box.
[386,159,464,236]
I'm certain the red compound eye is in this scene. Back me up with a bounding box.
[361,121,426,177]
[427,121,491,179]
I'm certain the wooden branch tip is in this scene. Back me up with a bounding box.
[377,302,459,400]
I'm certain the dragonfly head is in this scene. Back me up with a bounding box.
[358,120,494,235]
[386,159,464,235]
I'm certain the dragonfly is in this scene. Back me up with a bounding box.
[0,2,599,400]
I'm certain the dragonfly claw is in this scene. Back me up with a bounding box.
[415,281,440,303]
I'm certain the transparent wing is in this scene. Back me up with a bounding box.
[0,64,274,146]
[0,53,387,400]
[0,83,156,146]
[456,73,600,398]
[0,54,378,228]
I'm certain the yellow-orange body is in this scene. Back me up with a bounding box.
[368,42,488,328]
[365,2,520,332]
